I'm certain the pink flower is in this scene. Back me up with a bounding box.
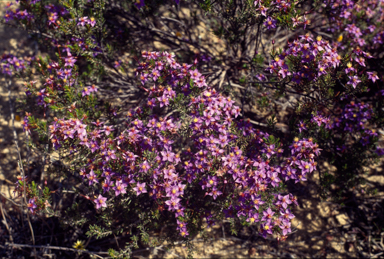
[161,150,175,162]
[133,182,147,196]
[82,87,91,97]
[347,75,361,89]
[64,56,76,67]
[88,17,96,27]
[103,125,114,136]
[280,220,292,236]
[78,16,89,26]
[367,72,379,83]
[94,195,107,209]
[354,56,365,67]
[114,180,127,196]
[87,169,99,185]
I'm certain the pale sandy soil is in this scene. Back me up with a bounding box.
[0,1,34,200]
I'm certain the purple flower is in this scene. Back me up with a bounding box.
[166,185,180,197]
[64,56,76,67]
[255,73,266,81]
[207,187,222,200]
[376,147,384,156]
[135,0,145,9]
[103,125,114,136]
[252,196,265,210]
[114,60,121,68]
[367,72,379,83]
[79,168,87,179]
[161,150,175,162]
[297,120,307,133]
[158,95,169,107]
[4,10,14,22]
[299,160,313,173]
[82,87,91,97]
[280,208,295,221]
[346,24,362,38]
[78,16,89,26]
[257,5,268,16]
[175,207,185,217]
[247,211,259,224]
[89,84,98,93]
[94,195,107,209]
[87,169,99,185]
[165,196,181,211]
[177,219,186,230]
[260,220,273,238]
[261,208,275,221]
[139,73,148,85]
[265,145,276,159]
[104,149,117,161]
[347,75,361,89]
[276,194,292,209]
[102,179,113,193]
[291,16,300,27]
[75,120,87,138]
[139,161,150,173]
[88,17,96,27]
[133,182,147,196]
[114,180,127,196]
[151,69,160,81]
[189,69,201,80]
[269,171,280,187]
[28,199,37,213]
[280,219,292,236]
[354,56,365,67]
[48,12,58,26]
[179,227,189,237]
[302,15,310,30]
[90,141,99,153]
[264,17,276,30]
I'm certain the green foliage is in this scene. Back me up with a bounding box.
[86,224,113,239]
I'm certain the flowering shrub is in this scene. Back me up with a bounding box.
[15,50,322,242]
[2,0,384,257]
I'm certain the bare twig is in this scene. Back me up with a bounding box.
[0,193,22,207]
[371,252,384,258]
[7,76,37,258]
[0,202,14,244]
[5,243,108,258]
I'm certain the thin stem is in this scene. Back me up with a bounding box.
[0,202,14,244]
[7,76,37,258]
[5,243,108,258]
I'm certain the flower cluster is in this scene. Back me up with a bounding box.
[267,34,340,82]
[254,0,309,29]
[307,101,377,147]
[37,51,321,239]
[4,6,34,22]
[0,55,31,76]
[321,0,384,57]
[77,16,96,27]
[310,101,373,132]
[339,101,373,134]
